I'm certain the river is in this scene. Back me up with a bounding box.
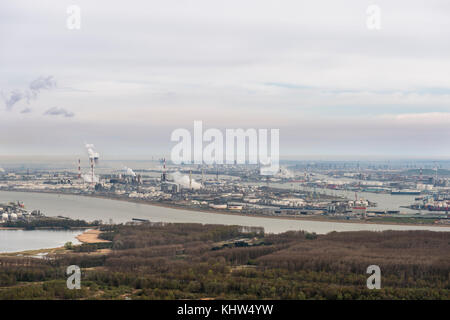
[1,190,449,237]
[0,229,82,253]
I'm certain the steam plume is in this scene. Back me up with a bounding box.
[277,167,294,178]
[81,174,99,183]
[171,171,201,189]
[85,144,100,163]
[123,166,136,177]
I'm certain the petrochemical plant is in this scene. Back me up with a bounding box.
[0,201,43,223]
[0,145,449,225]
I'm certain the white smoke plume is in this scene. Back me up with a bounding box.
[171,171,201,189]
[277,167,294,179]
[85,144,100,163]
[81,173,99,183]
[260,166,294,178]
[123,166,136,177]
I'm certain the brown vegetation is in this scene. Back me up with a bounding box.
[0,223,448,300]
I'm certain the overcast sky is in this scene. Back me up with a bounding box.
[1,0,450,160]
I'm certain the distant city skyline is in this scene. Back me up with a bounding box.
[1,0,450,158]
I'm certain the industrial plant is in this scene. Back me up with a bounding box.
[0,146,449,225]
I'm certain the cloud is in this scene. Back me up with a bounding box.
[43,107,74,118]
[20,107,32,114]
[2,90,25,110]
[264,82,312,90]
[29,76,56,93]
[2,76,56,110]
[1,1,450,158]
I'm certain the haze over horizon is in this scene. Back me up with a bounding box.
[1,0,450,158]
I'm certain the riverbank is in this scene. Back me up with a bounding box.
[0,226,92,231]
[0,246,68,257]
[2,188,449,229]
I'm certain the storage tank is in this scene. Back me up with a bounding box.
[10,213,18,220]
[1,213,8,221]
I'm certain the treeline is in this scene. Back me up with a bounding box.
[1,218,100,230]
[72,242,113,253]
[99,223,263,250]
[257,230,450,287]
[0,223,448,300]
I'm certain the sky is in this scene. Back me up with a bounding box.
[1,0,450,160]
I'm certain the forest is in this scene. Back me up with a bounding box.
[0,222,448,299]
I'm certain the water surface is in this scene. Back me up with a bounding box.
[0,229,82,253]
[0,190,448,235]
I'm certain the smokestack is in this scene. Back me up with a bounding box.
[435,162,438,183]
[189,170,192,189]
[78,159,81,179]
[161,158,167,182]
[91,158,95,187]
[85,144,100,187]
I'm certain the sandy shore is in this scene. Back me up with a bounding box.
[76,229,110,244]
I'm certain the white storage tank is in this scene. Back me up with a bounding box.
[1,213,8,221]
[10,213,18,220]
